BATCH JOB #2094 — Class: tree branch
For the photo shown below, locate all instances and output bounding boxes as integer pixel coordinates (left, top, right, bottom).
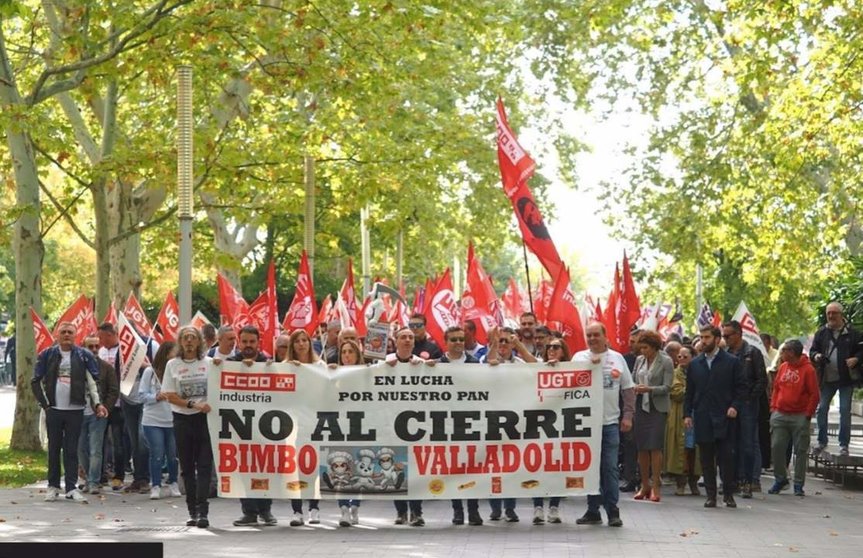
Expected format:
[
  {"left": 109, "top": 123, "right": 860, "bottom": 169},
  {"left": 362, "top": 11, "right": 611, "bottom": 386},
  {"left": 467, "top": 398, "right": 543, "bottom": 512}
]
[{"left": 37, "top": 179, "right": 94, "bottom": 247}]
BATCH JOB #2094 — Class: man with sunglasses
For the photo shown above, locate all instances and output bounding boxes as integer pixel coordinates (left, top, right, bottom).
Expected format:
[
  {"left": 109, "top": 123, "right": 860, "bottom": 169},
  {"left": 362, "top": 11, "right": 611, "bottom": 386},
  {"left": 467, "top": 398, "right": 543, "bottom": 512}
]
[
  {"left": 438, "top": 326, "right": 483, "bottom": 526},
  {"left": 409, "top": 314, "right": 443, "bottom": 360},
  {"left": 77, "top": 335, "right": 119, "bottom": 494}
]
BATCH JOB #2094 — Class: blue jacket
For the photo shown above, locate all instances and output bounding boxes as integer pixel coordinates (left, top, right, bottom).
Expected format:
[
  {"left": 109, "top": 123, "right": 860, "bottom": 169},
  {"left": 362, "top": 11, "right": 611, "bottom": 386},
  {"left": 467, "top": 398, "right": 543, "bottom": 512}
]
[
  {"left": 32, "top": 345, "right": 99, "bottom": 409},
  {"left": 684, "top": 349, "right": 747, "bottom": 443}
]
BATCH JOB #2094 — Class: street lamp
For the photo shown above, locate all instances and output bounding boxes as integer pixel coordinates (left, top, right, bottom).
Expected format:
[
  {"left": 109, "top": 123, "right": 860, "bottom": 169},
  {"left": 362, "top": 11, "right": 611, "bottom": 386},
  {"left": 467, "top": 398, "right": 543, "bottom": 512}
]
[{"left": 177, "top": 65, "right": 193, "bottom": 324}]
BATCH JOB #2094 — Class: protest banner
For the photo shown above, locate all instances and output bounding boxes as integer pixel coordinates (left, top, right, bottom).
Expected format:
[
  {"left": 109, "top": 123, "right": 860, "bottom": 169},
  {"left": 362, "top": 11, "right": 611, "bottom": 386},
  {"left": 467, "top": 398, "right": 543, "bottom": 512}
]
[
  {"left": 117, "top": 313, "right": 148, "bottom": 396},
  {"left": 732, "top": 301, "right": 769, "bottom": 362},
  {"left": 209, "top": 358, "right": 602, "bottom": 500}
]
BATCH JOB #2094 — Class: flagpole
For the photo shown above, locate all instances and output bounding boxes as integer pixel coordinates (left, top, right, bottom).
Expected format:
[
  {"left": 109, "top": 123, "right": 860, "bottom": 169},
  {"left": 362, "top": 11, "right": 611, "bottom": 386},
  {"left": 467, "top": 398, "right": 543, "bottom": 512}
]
[{"left": 522, "top": 240, "right": 534, "bottom": 313}]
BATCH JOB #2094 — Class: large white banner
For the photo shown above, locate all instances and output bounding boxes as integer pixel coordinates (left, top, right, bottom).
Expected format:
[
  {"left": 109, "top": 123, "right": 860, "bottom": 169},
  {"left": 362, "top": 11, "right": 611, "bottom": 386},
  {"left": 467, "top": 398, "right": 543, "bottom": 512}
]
[{"left": 208, "top": 359, "right": 603, "bottom": 500}]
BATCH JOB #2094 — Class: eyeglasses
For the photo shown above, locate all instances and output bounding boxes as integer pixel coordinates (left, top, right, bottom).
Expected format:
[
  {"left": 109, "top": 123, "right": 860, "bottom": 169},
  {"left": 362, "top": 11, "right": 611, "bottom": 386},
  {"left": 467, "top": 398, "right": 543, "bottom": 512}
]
[
  {"left": 548, "top": 344, "right": 563, "bottom": 349},
  {"left": 85, "top": 344, "right": 99, "bottom": 350},
  {"left": 408, "top": 323, "right": 424, "bottom": 329},
  {"left": 498, "top": 338, "right": 510, "bottom": 344},
  {"left": 448, "top": 337, "right": 465, "bottom": 343}
]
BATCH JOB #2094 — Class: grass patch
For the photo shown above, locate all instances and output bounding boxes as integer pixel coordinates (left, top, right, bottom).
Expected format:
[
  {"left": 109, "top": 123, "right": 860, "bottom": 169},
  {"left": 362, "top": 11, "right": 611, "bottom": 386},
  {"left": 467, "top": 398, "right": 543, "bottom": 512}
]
[{"left": 0, "top": 427, "right": 46, "bottom": 488}]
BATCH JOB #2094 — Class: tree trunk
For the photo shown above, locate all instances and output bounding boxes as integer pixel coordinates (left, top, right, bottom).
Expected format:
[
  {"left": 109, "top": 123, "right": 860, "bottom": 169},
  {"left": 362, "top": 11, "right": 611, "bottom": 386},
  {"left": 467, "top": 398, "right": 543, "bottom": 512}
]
[{"left": 0, "top": 28, "right": 43, "bottom": 450}]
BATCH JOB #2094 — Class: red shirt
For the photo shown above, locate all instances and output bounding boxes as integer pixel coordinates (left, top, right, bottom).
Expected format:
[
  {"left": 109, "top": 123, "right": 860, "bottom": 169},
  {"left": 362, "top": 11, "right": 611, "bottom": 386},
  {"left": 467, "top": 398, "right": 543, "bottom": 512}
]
[{"left": 771, "top": 355, "right": 819, "bottom": 417}]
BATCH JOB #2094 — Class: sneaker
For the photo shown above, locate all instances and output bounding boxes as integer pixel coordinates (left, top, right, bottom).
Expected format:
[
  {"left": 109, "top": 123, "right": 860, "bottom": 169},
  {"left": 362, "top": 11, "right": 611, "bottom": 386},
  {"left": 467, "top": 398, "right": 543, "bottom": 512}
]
[
  {"left": 309, "top": 508, "right": 320, "bottom": 524},
  {"left": 150, "top": 486, "right": 161, "bottom": 500},
  {"left": 233, "top": 514, "right": 259, "bottom": 527},
  {"left": 110, "top": 478, "right": 124, "bottom": 491},
  {"left": 350, "top": 506, "right": 359, "bottom": 525},
  {"left": 410, "top": 514, "right": 425, "bottom": 527},
  {"left": 290, "top": 512, "right": 304, "bottom": 526},
  {"left": 504, "top": 508, "right": 519, "bottom": 522},
  {"left": 197, "top": 515, "right": 209, "bottom": 528},
  {"left": 87, "top": 483, "right": 101, "bottom": 495},
  {"left": 65, "top": 488, "right": 88, "bottom": 503},
  {"left": 532, "top": 506, "right": 545, "bottom": 525},
  {"left": 394, "top": 513, "right": 407, "bottom": 525},
  {"left": 704, "top": 497, "right": 717, "bottom": 508},
  {"left": 547, "top": 506, "right": 561, "bottom": 524},
  {"left": 260, "top": 512, "right": 278, "bottom": 526},
  {"left": 186, "top": 514, "right": 198, "bottom": 526},
  {"left": 575, "top": 511, "right": 602, "bottom": 525},
  {"left": 740, "top": 482, "right": 752, "bottom": 499},
  {"left": 467, "top": 512, "right": 483, "bottom": 526},
  {"left": 168, "top": 482, "right": 182, "bottom": 497},
  {"left": 339, "top": 506, "right": 351, "bottom": 527},
  {"left": 489, "top": 509, "right": 501, "bottom": 521},
  {"left": 768, "top": 479, "right": 789, "bottom": 494},
  {"left": 44, "top": 486, "right": 60, "bottom": 502},
  {"left": 840, "top": 446, "right": 850, "bottom": 456},
  {"left": 793, "top": 484, "right": 805, "bottom": 497},
  {"left": 77, "top": 476, "right": 87, "bottom": 490},
  {"left": 452, "top": 509, "right": 465, "bottom": 525}
]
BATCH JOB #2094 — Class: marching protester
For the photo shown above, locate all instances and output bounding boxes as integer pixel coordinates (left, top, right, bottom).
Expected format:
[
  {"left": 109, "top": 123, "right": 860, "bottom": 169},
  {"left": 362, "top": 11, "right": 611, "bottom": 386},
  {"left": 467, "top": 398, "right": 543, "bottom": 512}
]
[
  {"left": 573, "top": 322, "right": 634, "bottom": 527},
  {"left": 207, "top": 325, "right": 237, "bottom": 360},
  {"left": 463, "top": 320, "right": 488, "bottom": 361},
  {"left": 138, "top": 341, "right": 182, "bottom": 500},
  {"left": 162, "top": 325, "right": 213, "bottom": 528},
  {"left": 409, "top": 314, "right": 443, "bottom": 360},
  {"left": 722, "top": 320, "right": 767, "bottom": 498},
  {"left": 77, "top": 335, "right": 119, "bottom": 495},
  {"left": 33, "top": 322, "right": 107, "bottom": 503},
  {"left": 810, "top": 302, "right": 863, "bottom": 456},
  {"left": 631, "top": 330, "right": 674, "bottom": 502},
  {"left": 322, "top": 320, "right": 341, "bottom": 363},
  {"left": 619, "top": 329, "right": 641, "bottom": 494},
  {"left": 273, "top": 332, "right": 291, "bottom": 362},
  {"left": 665, "top": 346, "right": 700, "bottom": 496},
  {"left": 97, "top": 323, "right": 127, "bottom": 490},
  {"left": 517, "top": 312, "right": 539, "bottom": 358},
  {"left": 685, "top": 325, "right": 747, "bottom": 509},
  {"left": 332, "top": 338, "right": 366, "bottom": 526},
  {"left": 769, "top": 339, "right": 819, "bottom": 496}
]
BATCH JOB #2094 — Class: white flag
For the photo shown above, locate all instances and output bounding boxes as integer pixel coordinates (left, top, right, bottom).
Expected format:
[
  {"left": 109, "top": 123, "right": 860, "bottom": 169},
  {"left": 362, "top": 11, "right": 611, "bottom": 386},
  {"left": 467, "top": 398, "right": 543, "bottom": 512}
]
[
  {"left": 117, "top": 313, "right": 148, "bottom": 396},
  {"left": 731, "top": 301, "right": 769, "bottom": 362}
]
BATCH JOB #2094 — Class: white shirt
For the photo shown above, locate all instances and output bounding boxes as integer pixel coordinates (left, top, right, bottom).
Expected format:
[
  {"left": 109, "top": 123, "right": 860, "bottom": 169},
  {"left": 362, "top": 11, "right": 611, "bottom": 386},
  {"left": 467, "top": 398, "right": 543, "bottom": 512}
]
[
  {"left": 162, "top": 357, "right": 210, "bottom": 415},
  {"left": 576, "top": 348, "right": 633, "bottom": 425}
]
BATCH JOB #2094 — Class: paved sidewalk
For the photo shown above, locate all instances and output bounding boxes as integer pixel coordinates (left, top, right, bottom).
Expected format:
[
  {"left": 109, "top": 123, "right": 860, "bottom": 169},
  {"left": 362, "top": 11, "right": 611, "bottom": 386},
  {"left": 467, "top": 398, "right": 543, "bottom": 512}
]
[{"left": 0, "top": 475, "right": 858, "bottom": 558}]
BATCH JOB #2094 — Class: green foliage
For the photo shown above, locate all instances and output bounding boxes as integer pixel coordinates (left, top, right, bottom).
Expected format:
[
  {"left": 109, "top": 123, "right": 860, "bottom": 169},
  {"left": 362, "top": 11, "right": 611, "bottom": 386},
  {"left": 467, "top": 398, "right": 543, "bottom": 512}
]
[
  {"left": 0, "top": 428, "right": 45, "bottom": 488},
  {"left": 816, "top": 257, "right": 863, "bottom": 331}
]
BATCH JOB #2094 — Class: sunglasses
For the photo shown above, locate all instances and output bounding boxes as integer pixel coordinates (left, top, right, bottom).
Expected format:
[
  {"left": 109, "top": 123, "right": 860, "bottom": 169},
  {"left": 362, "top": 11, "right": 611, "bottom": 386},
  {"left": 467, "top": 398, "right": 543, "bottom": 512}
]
[
  {"left": 448, "top": 337, "right": 465, "bottom": 343},
  {"left": 408, "top": 323, "right": 424, "bottom": 329},
  {"left": 85, "top": 344, "right": 99, "bottom": 350},
  {"left": 548, "top": 344, "right": 563, "bottom": 349}
]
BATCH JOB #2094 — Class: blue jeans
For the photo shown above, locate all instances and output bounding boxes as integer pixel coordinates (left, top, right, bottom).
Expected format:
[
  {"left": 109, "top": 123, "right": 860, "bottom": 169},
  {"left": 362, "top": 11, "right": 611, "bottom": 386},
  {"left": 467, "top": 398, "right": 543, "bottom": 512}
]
[
  {"left": 817, "top": 384, "right": 853, "bottom": 447},
  {"left": 532, "top": 497, "right": 561, "bottom": 507},
  {"left": 587, "top": 423, "right": 620, "bottom": 515},
  {"left": 77, "top": 414, "right": 107, "bottom": 486},
  {"left": 736, "top": 400, "right": 760, "bottom": 484},
  {"left": 338, "top": 499, "right": 360, "bottom": 507},
  {"left": 142, "top": 425, "right": 178, "bottom": 487}
]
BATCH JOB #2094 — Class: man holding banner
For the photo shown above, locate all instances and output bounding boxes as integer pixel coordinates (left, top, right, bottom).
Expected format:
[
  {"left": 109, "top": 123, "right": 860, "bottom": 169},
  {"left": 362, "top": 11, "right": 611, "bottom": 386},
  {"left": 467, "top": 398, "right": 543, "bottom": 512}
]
[{"left": 32, "top": 322, "right": 107, "bottom": 504}]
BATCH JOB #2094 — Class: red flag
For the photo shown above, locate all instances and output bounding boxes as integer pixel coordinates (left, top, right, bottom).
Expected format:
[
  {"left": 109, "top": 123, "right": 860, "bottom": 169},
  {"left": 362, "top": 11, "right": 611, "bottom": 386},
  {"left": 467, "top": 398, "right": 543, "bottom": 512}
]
[
  {"left": 602, "top": 264, "right": 621, "bottom": 352},
  {"left": 411, "top": 288, "right": 423, "bottom": 315},
  {"left": 102, "top": 302, "right": 117, "bottom": 326},
  {"left": 317, "top": 294, "right": 333, "bottom": 328},
  {"left": 154, "top": 292, "right": 180, "bottom": 342},
  {"left": 388, "top": 298, "right": 410, "bottom": 327},
  {"left": 547, "top": 266, "right": 587, "bottom": 355},
  {"left": 53, "top": 294, "right": 92, "bottom": 343},
  {"left": 30, "top": 307, "right": 55, "bottom": 354},
  {"left": 283, "top": 251, "right": 318, "bottom": 336},
  {"left": 217, "top": 273, "right": 250, "bottom": 328},
  {"left": 501, "top": 278, "right": 524, "bottom": 321},
  {"left": 123, "top": 292, "right": 153, "bottom": 338},
  {"left": 617, "top": 253, "right": 641, "bottom": 353},
  {"left": 463, "top": 243, "right": 501, "bottom": 345},
  {"left": 356, "top": 295, "right": 368, "bottom": 337},
  {"left": 338, "top": 259, "right": 361, "bottom": 330},
  {"left": 422, "top": 268, "right": 460, "bottom": 349},
  {"left": 533, "top": 280, "right": 554, "bottom": 324},
  {"left": 495, "top": 98, "right": 563, "bottom": 280},
  {"left": 78, "top": 301, "right": 98, "bottom": 345},
  {"left": 247, "top": 292, "right": 270, "bottom": 333},
  {"left": 711, "top": 309, "right": 723, "bottom": 328}
]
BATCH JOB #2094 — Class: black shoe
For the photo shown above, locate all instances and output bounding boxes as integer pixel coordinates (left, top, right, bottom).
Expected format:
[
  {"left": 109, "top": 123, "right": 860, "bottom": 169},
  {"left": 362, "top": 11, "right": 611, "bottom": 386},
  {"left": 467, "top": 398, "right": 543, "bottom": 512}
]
[
  {"left": 197, "top": 516, "right": 210, "bottom": 528},
  {"left": 233, "top": 514, "right": 259, "bottom": 527},
  {"left": 186, "top": 514, "right": 198, "bottom": 527},
  {"left": 468, "top": 512, "right": 483, "bottom": 526},
  {"left": 504, "top": 509, "right": 519, "bottom": 522},
  {"left": 575, "top": 511, "right": 603, "bottom": 525},
  {"left": 740, "top": 482, "right": 752, "bottom": 499},
  {"left": 723, "top": 495, "right": 737, "bottom": 508},
  {"left": 704, "top": 497, "right": 717, "bottom": 508},
  {"left": 452, "top": 510, "right": 464, "bottom": 525},
  {"left": 260, "top": 512, "right": 278, "bottom": 526},
  {"left": 410, "top": 514, "right": 425, "bottom": 527},
  {"left": 619, "top": 481, "right": 638, "bottom": 493},
  {"left": 394, "top": 513, "right": 407, "bottom": 525},
  {"left": 607, "top": 511, "right": 623, "bottom": 528},
  {"left": 489, "top": 509, "right": 501, "bottom": 521}
]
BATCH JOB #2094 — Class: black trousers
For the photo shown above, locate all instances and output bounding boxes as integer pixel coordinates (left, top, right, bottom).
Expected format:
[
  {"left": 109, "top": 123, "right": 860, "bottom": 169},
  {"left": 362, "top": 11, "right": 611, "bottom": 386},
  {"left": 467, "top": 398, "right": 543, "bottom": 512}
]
[
  {"left": 620, "top": 428, "right": 639, "bottom": 484},
  {"left": 290, "top": 499, "right": 320, "bottom": 513},
  {"left": 451, "top": 499, "right": 479, "bottom": 513},
  {"left": 241, "top": 498, "right": 273, "bottom": 516},
  {"left": 394, "top": 500, "right": 423, "bottom": 515},
  {"left": 107, "top": 406, "right": 125, "bottom": 480},
  {"left": 122, "top": 402, "right": 149, "bottom": 483},
  {"left": 699, "top": 436, "right": 736, "bottom": 497},
  {"left": 46, "top": 408, "right": 83, "bottom": 492},
  {"left": 173, "top": 412, "right": 213, "bottom": 516}
]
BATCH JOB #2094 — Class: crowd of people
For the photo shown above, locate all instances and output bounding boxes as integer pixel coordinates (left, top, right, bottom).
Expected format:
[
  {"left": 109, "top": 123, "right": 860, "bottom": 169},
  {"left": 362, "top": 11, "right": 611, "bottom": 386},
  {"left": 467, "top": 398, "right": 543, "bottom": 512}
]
[{"left": 29, "top": 301, "right": 862, "bottom": 529}]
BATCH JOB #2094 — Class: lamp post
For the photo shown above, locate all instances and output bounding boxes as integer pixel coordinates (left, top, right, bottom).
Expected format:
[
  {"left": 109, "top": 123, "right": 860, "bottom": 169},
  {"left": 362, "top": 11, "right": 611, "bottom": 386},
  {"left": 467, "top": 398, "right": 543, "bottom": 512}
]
[{"left": 177, "top": 66, "right": 193, "bottom": 324}]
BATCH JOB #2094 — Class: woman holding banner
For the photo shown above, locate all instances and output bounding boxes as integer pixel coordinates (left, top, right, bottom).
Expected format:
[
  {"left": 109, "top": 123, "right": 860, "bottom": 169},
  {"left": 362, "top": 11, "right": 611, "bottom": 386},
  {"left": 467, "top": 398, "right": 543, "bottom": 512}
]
[{"left": 333, "top": 339, "right": 365, "bottom": 526}]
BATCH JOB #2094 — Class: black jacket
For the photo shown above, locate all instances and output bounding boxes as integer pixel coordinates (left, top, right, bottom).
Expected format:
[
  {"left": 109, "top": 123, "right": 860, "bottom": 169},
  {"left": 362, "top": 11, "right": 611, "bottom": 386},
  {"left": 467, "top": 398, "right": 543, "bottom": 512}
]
[
  {"left": 412, "top": 337, "right": 442, "bottom": 360},
  {"left": 685, "top": 349, "right": 747, "bottom": 443},
  {"left": 439, "top": 353, "right": 480, "bottom": 364},
  {"left": 728, "top": 341, "right": 768, "bottom": 403},
  {"left": 32, "top": 345, "right": 99, "bottom": 410},
  {"left": 809, "top": 323, "right": 863, "bottom": 387}
]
